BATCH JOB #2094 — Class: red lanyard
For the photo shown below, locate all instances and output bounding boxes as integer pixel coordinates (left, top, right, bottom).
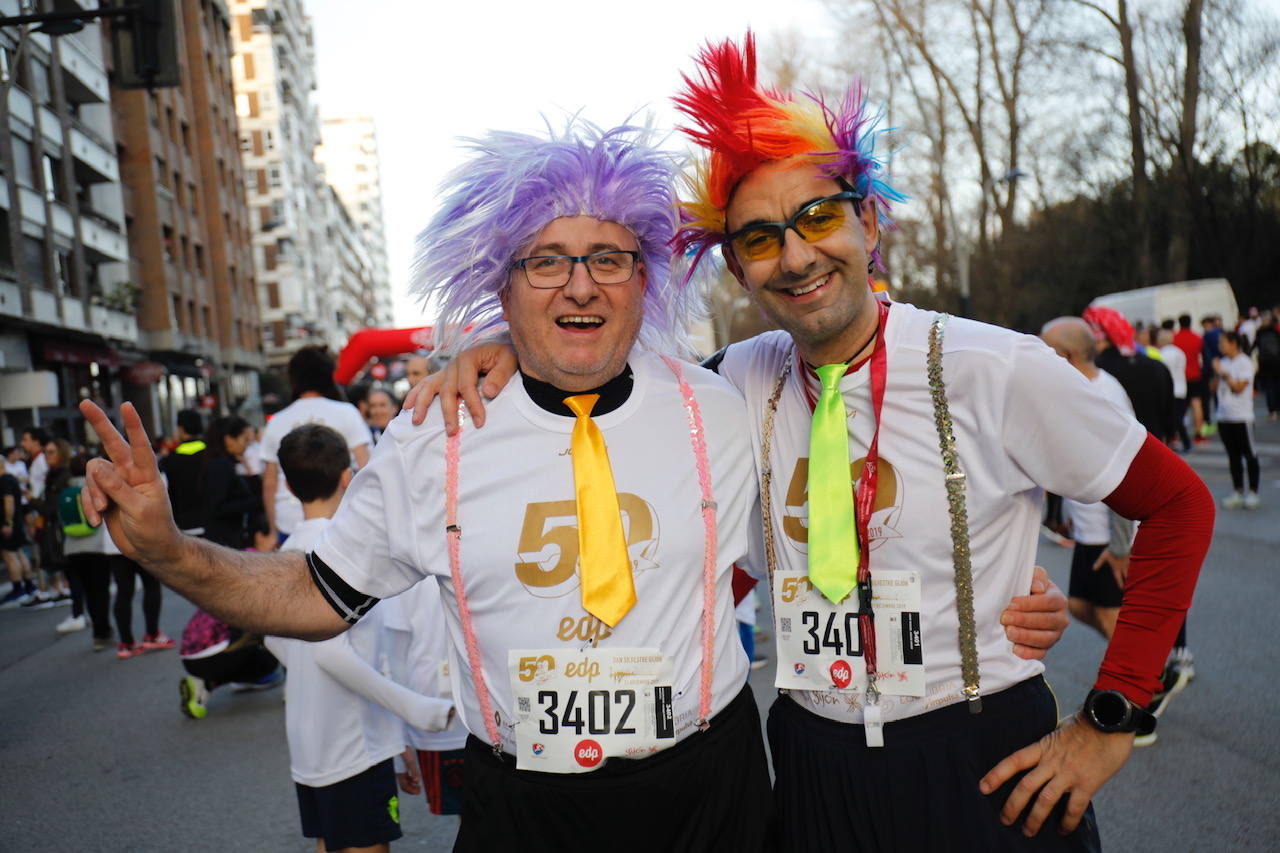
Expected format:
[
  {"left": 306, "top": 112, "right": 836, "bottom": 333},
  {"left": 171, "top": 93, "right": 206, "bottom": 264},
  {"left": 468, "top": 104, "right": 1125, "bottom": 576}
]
[{"left": 801, "top": 299, "right": 891, "bottom": 684}]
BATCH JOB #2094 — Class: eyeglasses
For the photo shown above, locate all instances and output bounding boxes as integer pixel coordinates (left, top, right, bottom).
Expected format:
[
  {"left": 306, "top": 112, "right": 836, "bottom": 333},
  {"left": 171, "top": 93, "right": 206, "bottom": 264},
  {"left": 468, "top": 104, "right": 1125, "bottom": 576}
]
[
  {"left": 726, "top": 191, "right": 863, "bottom": 262},
  {"left": 512, "top": 250, "right": 641, "bottom": 289}
]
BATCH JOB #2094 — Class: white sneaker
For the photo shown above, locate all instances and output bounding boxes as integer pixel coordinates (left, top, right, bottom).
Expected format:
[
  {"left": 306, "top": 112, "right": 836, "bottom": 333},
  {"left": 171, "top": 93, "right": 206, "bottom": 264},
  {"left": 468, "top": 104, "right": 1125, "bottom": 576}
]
[
  {"left": 1221, "top": 492, "right": 1244, "bottom": 509},
  {"left": 1171, "top": 647, "right": 1196, "bottom": 683},
  {"left": 55, "top": 614, "right": 87, "bottom": 633},
  {"left": 1244, "top": 492, "right": 1260, "bottom": 510}
]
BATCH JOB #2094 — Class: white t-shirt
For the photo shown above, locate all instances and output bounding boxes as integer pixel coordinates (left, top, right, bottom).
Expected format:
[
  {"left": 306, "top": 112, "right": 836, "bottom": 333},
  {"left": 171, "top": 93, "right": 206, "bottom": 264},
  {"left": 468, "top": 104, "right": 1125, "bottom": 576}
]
[
  {"left": 27, "top": 452, "right": 48, "bottom": 501},
  {"left": 1216, "top": 354, "right": 1256, "bottom": 422},
  {"left": 4, "top": 458, "right": 28, "bottom": 483},
  {"left": 1158, "top": 345, "right": 1188, "bottom": 399},
  {"left": 260, "top": 397, "right": 370, "bottom": 535},
  {"left": 716, "top": 302, "right": 1147, "bottom": 725},
  {"left": 1065, "top": 371, "right": 1137, "bottom": 546},
  {"left": 381, "top": 578, "right": 469, "bottom": 751},
  {"left": 313, "top": 350, "right": 758, "bottom": 755},
  {"left": 271, "top": 518, "right": 448, "bottom": 787}
]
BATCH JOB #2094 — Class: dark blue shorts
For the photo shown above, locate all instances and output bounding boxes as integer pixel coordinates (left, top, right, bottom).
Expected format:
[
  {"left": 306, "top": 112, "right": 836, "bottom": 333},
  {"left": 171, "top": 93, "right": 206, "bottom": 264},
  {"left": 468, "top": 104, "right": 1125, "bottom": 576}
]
[{"left": 295, "top": 758, "right": 402, "bottom": 852}]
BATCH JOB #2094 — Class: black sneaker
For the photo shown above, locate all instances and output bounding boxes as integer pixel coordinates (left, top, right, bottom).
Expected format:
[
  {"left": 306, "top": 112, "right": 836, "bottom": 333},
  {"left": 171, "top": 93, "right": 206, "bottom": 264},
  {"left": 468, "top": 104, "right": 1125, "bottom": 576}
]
[{"left": 21, "top": 592, "right": 56, "bottom": 610}]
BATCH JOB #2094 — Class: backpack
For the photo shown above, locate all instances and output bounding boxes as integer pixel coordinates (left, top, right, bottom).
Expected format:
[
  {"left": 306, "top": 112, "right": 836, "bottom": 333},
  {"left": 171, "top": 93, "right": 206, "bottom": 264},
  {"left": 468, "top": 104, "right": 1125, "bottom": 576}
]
[{"left": 57, "top": 484, "right": 95, "bottom": 537}]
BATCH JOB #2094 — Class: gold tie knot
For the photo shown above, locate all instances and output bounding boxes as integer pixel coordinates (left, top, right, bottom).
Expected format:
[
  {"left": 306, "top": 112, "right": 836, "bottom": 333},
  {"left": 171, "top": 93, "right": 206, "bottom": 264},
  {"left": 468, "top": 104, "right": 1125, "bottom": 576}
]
[{"left": 564, "top": 394, "right": 600, "bottom": 419}]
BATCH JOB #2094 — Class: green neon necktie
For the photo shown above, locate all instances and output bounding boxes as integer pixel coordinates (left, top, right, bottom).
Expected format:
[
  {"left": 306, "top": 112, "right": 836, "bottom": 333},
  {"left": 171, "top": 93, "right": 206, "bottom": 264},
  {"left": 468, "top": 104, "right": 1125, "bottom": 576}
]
[{"left": 807, "top": 363, "right": 860, "bottom": 603}]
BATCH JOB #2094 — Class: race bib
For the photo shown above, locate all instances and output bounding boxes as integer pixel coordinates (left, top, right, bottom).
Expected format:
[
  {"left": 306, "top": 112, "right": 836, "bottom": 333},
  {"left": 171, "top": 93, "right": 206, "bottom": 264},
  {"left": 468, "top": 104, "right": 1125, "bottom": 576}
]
[
  {"left": 773, "top": 569, "right": 925, "bottom": 696},
  {"left": 508, "top": 647, "right": 676, "bottom": 773}
]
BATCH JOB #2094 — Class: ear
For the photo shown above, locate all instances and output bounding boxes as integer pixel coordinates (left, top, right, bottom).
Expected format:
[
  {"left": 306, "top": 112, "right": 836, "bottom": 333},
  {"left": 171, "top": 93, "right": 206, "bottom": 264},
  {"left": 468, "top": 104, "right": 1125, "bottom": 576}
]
[
  {"left": 499, "top": 284, "right": 510, "bottom": 321},
  {"left": 860, "top": 200, "right": 880, "bottom": 256},
  {"left": 340, "top": 468, "right": 353, "bottom": 489},
  {"left": 722, "top": 245, "right": 748, "bottom": 291}
]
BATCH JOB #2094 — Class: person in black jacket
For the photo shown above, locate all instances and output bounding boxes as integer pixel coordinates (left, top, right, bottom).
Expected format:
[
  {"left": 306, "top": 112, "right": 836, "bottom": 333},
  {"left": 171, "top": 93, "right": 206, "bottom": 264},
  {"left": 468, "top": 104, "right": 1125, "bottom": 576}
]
[
  {"left": 201, "top": 417, "right": 261, "bottom": 549},
  {"left": 161, "top": 410, "right": 207, "bottom": 535}
]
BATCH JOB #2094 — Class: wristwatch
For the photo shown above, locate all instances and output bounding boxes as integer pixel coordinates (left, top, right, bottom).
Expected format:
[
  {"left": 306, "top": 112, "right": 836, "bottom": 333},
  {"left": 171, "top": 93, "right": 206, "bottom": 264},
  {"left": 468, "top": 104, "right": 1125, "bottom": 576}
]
[{"left": 1080, "top": 688, "right": 1157, "bottom": 735}]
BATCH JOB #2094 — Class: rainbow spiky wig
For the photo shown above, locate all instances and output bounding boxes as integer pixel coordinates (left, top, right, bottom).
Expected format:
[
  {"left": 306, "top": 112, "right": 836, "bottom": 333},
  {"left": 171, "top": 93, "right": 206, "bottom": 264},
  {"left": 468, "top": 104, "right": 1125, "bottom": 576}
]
[
  {"left": 671, "top": 33, "right": 906, "bottom": 283},
  {"left": 411, "top": 120, "right": 698, "bottom": 356}
]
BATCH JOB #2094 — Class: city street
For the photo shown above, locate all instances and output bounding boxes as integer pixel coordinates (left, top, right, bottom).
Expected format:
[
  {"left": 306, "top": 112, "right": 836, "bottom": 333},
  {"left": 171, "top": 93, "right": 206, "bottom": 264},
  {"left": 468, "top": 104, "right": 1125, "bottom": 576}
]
[{"left": 2, "top": 414, "right": 1277, "bottom": 852}]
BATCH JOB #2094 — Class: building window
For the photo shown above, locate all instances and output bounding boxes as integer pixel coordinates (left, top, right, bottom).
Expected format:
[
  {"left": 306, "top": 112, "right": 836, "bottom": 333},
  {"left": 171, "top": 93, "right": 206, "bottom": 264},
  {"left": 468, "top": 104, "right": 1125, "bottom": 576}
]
[
  {"left": 267, "top": 281, "right": 280, "bottom": 308},
  {"left": 236, "top": 14, "right": 251, "bottom": 41},
  {"left": 20, "top": 236, "right": 45, "bottom": 286},
  {"left": 272, "top": 320, "right": 284, "bottom": 347},
  {"left": 243, "top": 52, "right": 255, "bottom": 79},
  {"left": 202, "top": 306, "right": 211, "bottom": 337},
  {"left": 194, "top": 243, "right": 204, "bottom": 272},
  {"left": 252, "top": 130, "right": 263, "bottom": 156},
  {"left": 162, "top": 225, "right": 175, "bottom": 263},
  {"left": 268, "top": 166, "right": 281, "bottom": 188},
  {"left": 240, "top": 133, "right": 252, "bottom": 153},
  {"left": 12, "top": 136, "right": 34, "bottom": 186},
  {"left": 155, "top": 157, "right": 168, "bottom": 188},
  {"left": 180, "top": 235, "right": 190, "bottom": 269},
  {"left": 172, "top": 294, "right": 184, "bottom": 331},
  {"left": 188, "top": 183, "right": 198, "bottom": 215}
]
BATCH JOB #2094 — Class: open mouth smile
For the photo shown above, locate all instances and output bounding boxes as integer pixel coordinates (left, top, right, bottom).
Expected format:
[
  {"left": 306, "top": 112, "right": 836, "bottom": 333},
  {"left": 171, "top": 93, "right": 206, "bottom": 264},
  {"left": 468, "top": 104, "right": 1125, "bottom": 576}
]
[
  {"left": 556, "top": 315, "right": 605, "bottom": 330},
  {"left": 779, "top": 272, "right": 833, "bottom": 298}
]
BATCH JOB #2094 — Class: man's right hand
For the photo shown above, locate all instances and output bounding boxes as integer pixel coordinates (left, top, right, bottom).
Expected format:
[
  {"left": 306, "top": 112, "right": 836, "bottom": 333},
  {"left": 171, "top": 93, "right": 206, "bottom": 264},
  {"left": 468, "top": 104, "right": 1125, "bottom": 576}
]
[
  {"left": 403, "top": 341, "right": 519, "bottom": 434},
  {"left": 78, "top": 400, "right": 183, "bottom": 568}
]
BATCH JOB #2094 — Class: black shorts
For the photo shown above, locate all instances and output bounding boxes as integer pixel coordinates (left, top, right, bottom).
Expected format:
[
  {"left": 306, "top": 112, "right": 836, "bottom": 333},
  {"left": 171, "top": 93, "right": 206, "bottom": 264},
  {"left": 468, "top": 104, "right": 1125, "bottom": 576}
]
[
  {"left": 0, "top": 522, "right": 27, "bottom": 551},
  {"left": 768, "top": 676, "right": 1100, "bottom": 853},
  {"left": 454, "top": 683, "right": 775, "bottom": 852},
  {"left": 1186, "top": 377, "right": 1208, "bottom": 400},
  {"left": 295, "top": 758, "right": 402, "bottom": 852},
  {"left": 417, "top": 747, "right": 466, "bottom": 816},
  {"left": 1068, "top": 542, "right": 1123, "bottom": 608}
]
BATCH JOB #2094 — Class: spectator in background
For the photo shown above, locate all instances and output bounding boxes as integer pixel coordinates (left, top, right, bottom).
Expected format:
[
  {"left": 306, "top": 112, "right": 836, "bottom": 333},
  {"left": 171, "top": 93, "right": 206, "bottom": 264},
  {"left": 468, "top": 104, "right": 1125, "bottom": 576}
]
[
  {"left": 30, "top": 439, "right": 74, "bottom": 611},
  {"left": 348, "top": 382, "right": 373, "bottom": 422},
  {"left": 161, "top": 410, "right": 208, "bottom": 537},
  {"left": 1215, "top": 331, "right": 1261, "bottom": 509},
  {"left": 260, "top": 346, "right": 370, "bottom": 543},
  {"left": 1201, "top": 315, "right": 1223, "bottom": 433},
  {"left": 1255, "top": 307, "right": 1280, "bottom": 422},
  {"left": 1083, "top": 307, "right": 1174, "bottom": 439},
  {"left": 405, "top": 354, "right": 432, "bottom": 390},
  {"left": 1173, "top": 315, "right": 1207, "bottom": 442},
  {"left": 0, "top": 461, "right": 36, "bottom": 608},
  {"left": 202, "top": 417, "right": 261, "bottom": 550},
  {"left": 5, "top": 445, "right": 29, "bottom": 485},
  {"left": 59, "top": 452, "right": 113, "bottom": 645},
  {"left": 366, "top": 389, "right": 399, "bottom": 444},
  {"left": 1157, "top": 328, "right": 1191, "bottom": 451},
  {"left": 1237, "top": 307, "right": 1260, "bottom": 351}
]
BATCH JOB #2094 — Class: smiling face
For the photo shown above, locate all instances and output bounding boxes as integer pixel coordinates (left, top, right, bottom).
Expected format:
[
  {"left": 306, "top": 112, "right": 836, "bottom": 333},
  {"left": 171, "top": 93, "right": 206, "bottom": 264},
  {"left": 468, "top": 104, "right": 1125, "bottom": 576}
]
[
  {"left": 366, "top": 390, "right": 396, "bottom": 429},
  {"left": 723, "top": 160, "right": 880, "bottom": 365},
  {"left": 501, "top": 215, "right": 647, "bottom": 392}
]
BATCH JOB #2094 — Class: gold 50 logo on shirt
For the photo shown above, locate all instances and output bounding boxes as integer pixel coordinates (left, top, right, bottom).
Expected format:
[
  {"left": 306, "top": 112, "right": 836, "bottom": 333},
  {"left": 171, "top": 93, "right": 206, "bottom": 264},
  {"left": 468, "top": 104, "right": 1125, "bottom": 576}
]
[
  {"left": 512, "top": 494, "right": 661, "bottom": 647},
  {"left": 508, "top": 647, "right": 676, "bottom": 773},
  {"left": 782, "top": 456, "right": 903, "bottom": 551}
]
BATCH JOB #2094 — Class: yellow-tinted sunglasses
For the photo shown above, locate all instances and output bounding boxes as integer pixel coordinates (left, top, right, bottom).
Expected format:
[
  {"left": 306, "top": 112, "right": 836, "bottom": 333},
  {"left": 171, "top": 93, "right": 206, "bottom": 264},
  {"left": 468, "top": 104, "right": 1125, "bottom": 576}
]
[{"left": 727, "top": 191, "right": 863, "bottom": 262}]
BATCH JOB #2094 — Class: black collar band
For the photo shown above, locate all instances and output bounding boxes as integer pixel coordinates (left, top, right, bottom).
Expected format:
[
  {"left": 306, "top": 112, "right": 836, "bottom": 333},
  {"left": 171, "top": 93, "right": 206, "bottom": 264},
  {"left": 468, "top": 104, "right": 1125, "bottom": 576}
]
[{"left": 521, "top": 365, "right": 634, "bottom": 417}]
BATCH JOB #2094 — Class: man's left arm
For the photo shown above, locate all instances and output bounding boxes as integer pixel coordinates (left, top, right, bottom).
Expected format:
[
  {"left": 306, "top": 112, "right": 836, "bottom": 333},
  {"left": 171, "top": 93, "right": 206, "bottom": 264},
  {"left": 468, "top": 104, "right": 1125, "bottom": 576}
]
[{"left": 981, "top": 435, "right": 1213, "bottom": 835}]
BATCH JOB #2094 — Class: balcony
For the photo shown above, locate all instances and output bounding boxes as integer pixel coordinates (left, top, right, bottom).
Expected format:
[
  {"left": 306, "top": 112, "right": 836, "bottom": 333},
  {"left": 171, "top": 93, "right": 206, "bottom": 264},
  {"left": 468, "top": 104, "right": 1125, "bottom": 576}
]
[
  {"left": 81, "top": 214, "right": 128, "bottom": 263},
  {"left": 18, "top": 187, "right": 46, "bottom": 226},
  {"left": 58, "top": 29, "right": 108, "bottom": 105},
  {"left": 89, "top": 304, "right": 140, "bottom": 344},
  {"left": 39, "top": 107, "right": 62, "bottom": 147},
  {"left": 69, "top": 123, "right": 118, "bottom": 184},
  {"left": 7, "top": 87, "right": 34, "bottom": 126},
  {"left": 50, "top": 202, "right": 75, "bottom": 240}
]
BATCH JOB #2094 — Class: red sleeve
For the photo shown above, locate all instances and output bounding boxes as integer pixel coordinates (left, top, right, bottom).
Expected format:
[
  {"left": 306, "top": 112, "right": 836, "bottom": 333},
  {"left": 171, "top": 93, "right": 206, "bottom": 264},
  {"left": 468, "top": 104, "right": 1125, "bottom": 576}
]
[
  {"left": 731, "top": 564, "right": 758, "bottom": 606},
  {"left": 1097, "top": 434, "right": 1213, "bottom": 703}
]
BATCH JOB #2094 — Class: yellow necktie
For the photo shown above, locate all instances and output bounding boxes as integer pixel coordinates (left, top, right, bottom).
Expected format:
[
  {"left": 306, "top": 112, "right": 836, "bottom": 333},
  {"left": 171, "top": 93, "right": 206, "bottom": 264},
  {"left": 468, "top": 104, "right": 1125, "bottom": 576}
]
[{"left": 564, "top": 394, "right": 635, "bottom": 627}]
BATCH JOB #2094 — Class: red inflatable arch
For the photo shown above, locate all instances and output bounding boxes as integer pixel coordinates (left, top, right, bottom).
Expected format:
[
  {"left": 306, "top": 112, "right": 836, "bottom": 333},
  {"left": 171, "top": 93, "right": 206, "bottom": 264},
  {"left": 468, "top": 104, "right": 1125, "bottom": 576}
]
[{"left": 333, "top": 326, "right": 434, "bottom": 384}]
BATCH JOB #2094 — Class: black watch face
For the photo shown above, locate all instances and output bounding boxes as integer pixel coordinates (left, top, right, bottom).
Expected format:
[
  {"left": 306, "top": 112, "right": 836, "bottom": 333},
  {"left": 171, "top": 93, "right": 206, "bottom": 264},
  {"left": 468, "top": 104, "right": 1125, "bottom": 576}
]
[{"left": 1091, "top": 691, "right": 1130, "bottom": 730}]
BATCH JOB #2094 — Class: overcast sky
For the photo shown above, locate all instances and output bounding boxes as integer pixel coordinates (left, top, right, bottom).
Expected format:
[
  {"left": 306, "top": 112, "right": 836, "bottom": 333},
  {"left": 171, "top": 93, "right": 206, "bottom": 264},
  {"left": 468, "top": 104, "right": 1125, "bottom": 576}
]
[{"left": 306, "top": 0, "right": 827, "bottom": 327}]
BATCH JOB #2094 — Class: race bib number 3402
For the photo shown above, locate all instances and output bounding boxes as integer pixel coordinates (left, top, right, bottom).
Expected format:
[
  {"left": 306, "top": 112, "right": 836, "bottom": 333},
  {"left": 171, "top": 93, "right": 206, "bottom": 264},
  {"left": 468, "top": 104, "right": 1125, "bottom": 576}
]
[
  {"left": 508, "top": 648, "right": 675, "bottom": 774},
  {"left": 773, "top": 569, "right": 925, "bottom": 696}
]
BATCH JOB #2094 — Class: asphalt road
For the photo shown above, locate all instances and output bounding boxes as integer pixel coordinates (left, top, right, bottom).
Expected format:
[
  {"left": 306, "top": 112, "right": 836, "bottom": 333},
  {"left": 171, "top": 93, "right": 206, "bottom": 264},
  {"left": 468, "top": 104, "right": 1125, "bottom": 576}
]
[{"left": 2, "top": 412, "right": 1277, "bottom": 852}]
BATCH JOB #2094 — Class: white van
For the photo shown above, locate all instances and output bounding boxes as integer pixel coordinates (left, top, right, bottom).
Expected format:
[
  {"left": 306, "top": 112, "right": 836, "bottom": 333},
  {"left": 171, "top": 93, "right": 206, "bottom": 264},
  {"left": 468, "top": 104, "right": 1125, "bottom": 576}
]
[{"left": 1089, "top": 278, "right": 1239, "bottom": 326}]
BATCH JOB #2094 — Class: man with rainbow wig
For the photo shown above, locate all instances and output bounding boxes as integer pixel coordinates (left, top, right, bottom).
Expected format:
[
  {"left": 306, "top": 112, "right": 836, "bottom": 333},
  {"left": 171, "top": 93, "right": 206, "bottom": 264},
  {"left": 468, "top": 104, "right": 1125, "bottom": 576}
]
[
  {"left": 74, "top": 122, "right": 775, "bottom": 849},
  {"left": 671, "top": 34, "right": 1212, "bottom": 851}
]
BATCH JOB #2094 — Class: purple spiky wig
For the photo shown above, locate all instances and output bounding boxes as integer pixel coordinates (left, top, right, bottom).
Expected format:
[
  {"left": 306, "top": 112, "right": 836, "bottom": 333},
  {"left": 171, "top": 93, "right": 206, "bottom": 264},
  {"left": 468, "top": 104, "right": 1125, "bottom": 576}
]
[
  {"left": 411, "top": 121, "right": 700, "bottom": 356},
  {"left": 670, "top": 33, "right": 907, "bottom": 284}
]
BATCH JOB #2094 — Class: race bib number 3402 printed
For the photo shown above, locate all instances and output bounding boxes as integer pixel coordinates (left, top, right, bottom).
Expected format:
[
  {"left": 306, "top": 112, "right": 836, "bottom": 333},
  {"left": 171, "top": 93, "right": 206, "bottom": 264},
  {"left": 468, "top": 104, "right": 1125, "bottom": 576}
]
[
  {"left": 508, "top": 647, "right": 676, "bottom": 773},
  {"left": 773, "top": 569, "right": 925, "bottom": 696}
]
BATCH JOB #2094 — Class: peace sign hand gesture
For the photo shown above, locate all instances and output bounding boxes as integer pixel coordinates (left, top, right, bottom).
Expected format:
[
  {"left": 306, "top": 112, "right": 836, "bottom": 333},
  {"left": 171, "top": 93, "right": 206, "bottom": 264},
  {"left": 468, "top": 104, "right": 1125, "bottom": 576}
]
[{"left": 78, "top": 400, "right": 183, "bottom": 568}]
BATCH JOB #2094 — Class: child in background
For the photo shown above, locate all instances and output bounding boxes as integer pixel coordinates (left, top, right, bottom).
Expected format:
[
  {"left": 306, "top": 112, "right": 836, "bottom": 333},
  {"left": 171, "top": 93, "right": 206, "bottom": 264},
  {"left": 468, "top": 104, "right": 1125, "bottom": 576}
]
[
  {"left": 266, "top": 424, "right": 453, "bottom": 853},
  {"left": 381, "top": 577, "right": 469, "bottom": 818},
  {"left": 1214, "top": 331, "right": 1261, "bottom": 509}
]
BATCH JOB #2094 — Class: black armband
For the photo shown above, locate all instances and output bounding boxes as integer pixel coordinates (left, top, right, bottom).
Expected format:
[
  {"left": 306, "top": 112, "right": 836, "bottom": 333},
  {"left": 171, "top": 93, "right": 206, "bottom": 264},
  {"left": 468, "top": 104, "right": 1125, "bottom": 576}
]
[
  {"left": 701, "top": 346, "right": 729, "bottom": 374},
  {"left": 306, "top": 551, "right": 379, "bottom": 624}
]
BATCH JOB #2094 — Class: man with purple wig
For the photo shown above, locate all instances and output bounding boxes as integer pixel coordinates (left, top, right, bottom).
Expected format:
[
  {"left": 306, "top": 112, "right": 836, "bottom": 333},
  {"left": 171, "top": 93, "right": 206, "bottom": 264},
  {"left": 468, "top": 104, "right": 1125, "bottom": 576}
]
[{"left": 75, "top": 121, "right": 775, "bottom": 850}]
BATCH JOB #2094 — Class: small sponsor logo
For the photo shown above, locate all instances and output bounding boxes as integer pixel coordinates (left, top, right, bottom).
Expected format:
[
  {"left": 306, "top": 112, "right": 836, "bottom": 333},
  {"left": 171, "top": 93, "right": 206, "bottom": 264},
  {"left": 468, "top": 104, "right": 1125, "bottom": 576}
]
[
  {"left": 793, "top": 663, "right": 806, "bottom": 676},
  {"left": 531, "top": 743, "right": 545, "bottom": 755},
  {"left": 574, "top": 739, "right": 604, "bottom": 768},
  {"left": 829, "top": 660, "right": 852, "bottom": 689}
]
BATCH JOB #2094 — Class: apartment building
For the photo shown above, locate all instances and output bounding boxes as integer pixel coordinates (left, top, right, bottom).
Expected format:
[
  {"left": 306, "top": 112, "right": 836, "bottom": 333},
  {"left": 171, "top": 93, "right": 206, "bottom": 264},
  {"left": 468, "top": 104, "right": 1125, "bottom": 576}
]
[
  {"left": 0, "top": 0, "right": 132, "bottom": 444},
  {"left": 316, "top": 116, "right": 392, "bottom": 327},
  {"left": 230, "top": 0, "right": 359, "bottom": 367},
  {"left": 110, "top": 0, "right": 265, "bottom": 433}
]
